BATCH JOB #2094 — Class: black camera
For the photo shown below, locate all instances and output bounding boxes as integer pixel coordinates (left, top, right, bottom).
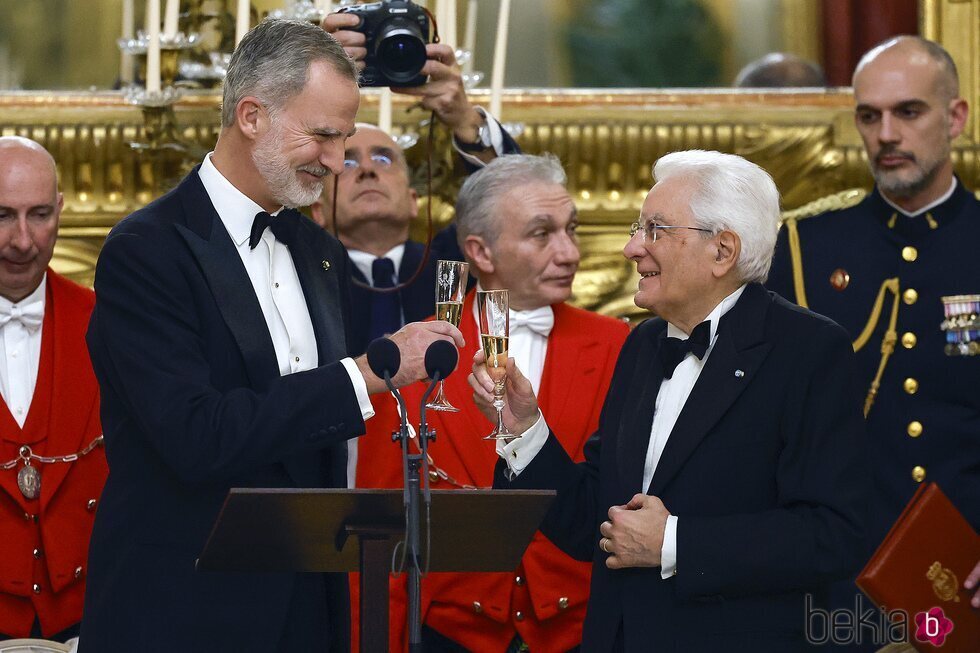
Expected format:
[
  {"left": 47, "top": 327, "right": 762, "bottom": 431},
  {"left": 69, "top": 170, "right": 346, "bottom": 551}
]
[{"left": 338, "top": 0, "right": 431, "bottom": 87}]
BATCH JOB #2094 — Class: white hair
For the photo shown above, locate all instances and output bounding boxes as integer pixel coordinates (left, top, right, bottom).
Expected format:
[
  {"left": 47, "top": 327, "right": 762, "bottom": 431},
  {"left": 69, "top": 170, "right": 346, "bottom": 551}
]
[{"left": 652, "top": 150, "right": 780, "bottom": 283}]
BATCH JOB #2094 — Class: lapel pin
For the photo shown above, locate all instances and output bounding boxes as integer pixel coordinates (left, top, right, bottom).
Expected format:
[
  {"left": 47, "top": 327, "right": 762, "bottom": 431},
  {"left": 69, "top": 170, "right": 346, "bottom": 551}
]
[
  {"left": 321, "top": 260, "right": 331, "bottom": 271},
  {"left": 734, "top": 369, "right": 745, "bottom": 378}
]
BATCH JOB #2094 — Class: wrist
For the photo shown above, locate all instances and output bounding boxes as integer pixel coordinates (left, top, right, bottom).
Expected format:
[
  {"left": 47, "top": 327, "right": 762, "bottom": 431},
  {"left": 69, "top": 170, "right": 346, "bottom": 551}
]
[{"left": 453, "top": 108, "right": 491, "bottom": 152}]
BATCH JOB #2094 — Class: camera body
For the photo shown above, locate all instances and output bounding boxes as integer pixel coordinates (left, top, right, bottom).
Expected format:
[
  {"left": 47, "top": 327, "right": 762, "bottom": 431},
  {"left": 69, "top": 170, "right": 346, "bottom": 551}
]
[{"left": 338, "top": 0, "right": 431, "bottom": 87}]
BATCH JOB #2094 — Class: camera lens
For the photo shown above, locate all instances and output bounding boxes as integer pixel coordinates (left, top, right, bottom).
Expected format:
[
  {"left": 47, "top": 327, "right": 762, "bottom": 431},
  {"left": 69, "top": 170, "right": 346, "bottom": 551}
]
[{"left": 376, "top": 20, "right": 427, "bottom": 83}]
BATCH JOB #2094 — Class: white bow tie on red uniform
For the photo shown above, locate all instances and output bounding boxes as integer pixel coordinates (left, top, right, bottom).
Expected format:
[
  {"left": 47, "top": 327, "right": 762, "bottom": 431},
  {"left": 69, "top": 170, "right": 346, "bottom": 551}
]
[
  {"left": 0, "top": 299, "right": 44, "bottom": 331},
  {"left": 509, "top": 306, "right": 555, "bottom": 337}
]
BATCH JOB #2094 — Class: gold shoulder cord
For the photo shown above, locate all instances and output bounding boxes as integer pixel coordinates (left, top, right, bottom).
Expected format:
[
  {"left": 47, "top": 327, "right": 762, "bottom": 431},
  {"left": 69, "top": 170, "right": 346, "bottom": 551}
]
[
  {"left": 785, "top": 217, "right": 809, "bottom": 308},
  {"left": 855, "top": 278, "right": 901, "bottom": 417},
  {"left": 785, "top": 215, "right": 900, "bottom": 417}
]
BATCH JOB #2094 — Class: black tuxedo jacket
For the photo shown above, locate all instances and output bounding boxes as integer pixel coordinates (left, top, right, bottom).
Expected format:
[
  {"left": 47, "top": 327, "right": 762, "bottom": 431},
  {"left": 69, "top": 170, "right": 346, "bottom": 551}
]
[
  {"left": 497, "top": 283, "right": 868, "bottom": 652},
  {"left": 80, "top": 170, "right": 366, "bottom": 652}
]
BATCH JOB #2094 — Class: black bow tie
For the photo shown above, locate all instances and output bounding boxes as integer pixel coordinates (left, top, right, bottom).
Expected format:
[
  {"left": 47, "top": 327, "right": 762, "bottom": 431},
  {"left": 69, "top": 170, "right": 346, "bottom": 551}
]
[
  {"left": 658, "top": 320, "right": 711, "bottom": 379},
  {"left": 249, "top": 210, "right": 298, "bottom": 249}
]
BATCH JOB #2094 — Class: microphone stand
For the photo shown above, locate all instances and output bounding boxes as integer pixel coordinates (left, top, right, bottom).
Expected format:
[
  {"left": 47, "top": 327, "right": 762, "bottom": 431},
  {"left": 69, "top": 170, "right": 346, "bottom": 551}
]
[
  {"left": 402, "top": 372, "right": 440, "bottom": 653},
  {"left": 389, "top": 370, "right": 440, "bottom": 653}
]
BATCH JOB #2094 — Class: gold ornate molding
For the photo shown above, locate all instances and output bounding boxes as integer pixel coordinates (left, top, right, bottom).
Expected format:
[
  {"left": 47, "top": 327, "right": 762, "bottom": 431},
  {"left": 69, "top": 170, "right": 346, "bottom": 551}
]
[{"left": 3, "top": 84, "right": 979, "bottom": 318}]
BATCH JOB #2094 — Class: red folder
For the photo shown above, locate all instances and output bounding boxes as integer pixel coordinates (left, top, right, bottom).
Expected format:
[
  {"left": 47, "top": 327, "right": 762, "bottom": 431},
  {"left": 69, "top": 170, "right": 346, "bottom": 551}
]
[{"left": 857, "top": 483, "right": 980, "bottom": 652}]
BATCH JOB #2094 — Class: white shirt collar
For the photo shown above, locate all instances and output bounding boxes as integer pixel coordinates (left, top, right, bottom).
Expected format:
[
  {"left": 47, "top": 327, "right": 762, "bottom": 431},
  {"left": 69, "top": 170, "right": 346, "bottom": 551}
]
[
  {"left": 666, "top": 284, "right": 746, "bottom": 342},
  {"left": 347, "top": 243, "right": 407, "bottom": 282},
  {"left": 879, "top": 177, "right": 957, "bottom": 218},
  {"left": 198, "top": 153, "right": 282, "bottom": 247},
  {"left": 0, "top": 273, "right": 46, "bottom": 316}
]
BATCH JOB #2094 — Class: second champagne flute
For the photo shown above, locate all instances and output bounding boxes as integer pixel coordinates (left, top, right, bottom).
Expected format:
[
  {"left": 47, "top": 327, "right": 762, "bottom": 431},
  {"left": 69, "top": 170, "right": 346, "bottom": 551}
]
[
  {"left": 477, "top": 289, "right": 516, "bottom": 440},
  {"left": 426, "top": 260, "right": 469, "bottom": 411}
]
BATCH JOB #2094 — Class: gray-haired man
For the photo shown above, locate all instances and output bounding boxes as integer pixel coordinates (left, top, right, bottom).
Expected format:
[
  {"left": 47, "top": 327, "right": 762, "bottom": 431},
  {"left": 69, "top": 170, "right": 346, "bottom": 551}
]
[{"left": 80, "top": 19, "right": 461, "bottom": 653}]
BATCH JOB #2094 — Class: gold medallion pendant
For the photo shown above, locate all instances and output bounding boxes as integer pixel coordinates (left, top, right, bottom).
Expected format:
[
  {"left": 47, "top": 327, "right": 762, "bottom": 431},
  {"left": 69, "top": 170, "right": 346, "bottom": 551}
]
[{"left": 17, "top": 463, "right": 40, "bottom": 500}]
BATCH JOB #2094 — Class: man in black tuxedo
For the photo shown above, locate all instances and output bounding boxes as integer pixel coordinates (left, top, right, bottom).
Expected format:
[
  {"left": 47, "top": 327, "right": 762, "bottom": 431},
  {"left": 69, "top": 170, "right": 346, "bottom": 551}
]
[
  {"left": 470, "top": 150, "right": 868, "bottom": 652},
  {"left": 80, "top": 19, "right": 461, "bottom": 653}
]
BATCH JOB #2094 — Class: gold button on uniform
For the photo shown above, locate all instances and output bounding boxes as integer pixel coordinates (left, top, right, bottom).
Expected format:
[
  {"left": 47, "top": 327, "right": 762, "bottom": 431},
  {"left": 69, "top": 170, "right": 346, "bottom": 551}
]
[
  {"left": 515, "top": 611, "right": 525, "bottom": 622},
  {"left": 33, "top": 548, "right": 41, "bottom": 559},
  {"left": 32, "top": 584, "right": 41, "bottom": 594},
  {"left": 514, "top": 576, "right": 524, "bottom": 586},
  {"left": 87, "top": 499, "right": 97, "bottom": 511},
  {"left": 903, "top": 378, "right": 919, "bottom": 394},
  {"left": 902, "top": 246, "right": 918, "bottom": 262},
  {"left": 903, "top": 289, "right": 918, "bottom": 305},
  {"left": 74, "top": 566, "right": 83, "bottom": 578},
  {"left": 472, "top": 601, "right": 482, "bottom": 614},
  {"left": 558, "top": 597, "right": 570, "bottom": 610},
  {"left": 901, "top": 332, "right": 917, "bottom": 349},
  {"left": 907, "top": 421, "right": 923, "bottom": 438},
  {"left": 912, "top": 466, "right": 926, "bottom": 483}
]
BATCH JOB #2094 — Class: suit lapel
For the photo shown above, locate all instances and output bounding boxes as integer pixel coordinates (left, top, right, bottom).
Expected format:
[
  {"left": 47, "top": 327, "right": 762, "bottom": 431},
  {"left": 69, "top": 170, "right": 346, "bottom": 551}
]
[
  {"left": 647, "top": 284, "right": 773, "bottom": 496},
  {"left": 616, "top": 323, "right": 665, "bottom": 494},
  {"left": 286, "top": 212, "right": 346, "bottom": 364},
  {"left": 174, "top": 172, "right": 280, "bottom": 389},
  {"left": 538, "top": 304, "right": 598, "bottom": 456},
  {"left": 40, "top": 275, "right": 100, "bottom": 508}
]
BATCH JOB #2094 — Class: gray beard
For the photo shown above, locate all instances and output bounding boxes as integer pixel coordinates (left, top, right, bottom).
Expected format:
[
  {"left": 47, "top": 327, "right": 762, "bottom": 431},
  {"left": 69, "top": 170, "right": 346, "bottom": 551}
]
[{"left": 252, "top": 129, "right": 325, "bottom": 208}]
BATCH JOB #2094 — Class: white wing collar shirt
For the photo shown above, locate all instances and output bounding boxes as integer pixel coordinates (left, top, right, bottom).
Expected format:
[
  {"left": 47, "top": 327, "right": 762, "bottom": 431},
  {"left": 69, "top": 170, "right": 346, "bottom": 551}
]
[
  {"left": 0, "top": 275, "right": 46, "bottom": 428},
  {"left": 500, "top": 284, "right": 746, "bottom": 580},
  {"left": 197, "top": 153, "right": 374, "bottom": 418}
]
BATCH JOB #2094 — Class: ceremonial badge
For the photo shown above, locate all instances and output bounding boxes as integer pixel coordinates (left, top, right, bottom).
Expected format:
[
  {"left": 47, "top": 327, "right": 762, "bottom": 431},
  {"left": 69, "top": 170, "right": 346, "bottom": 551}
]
[
  {"left": 940, "top": 294, "right": 980, "bottom": 356},
  {"left": 17, "top": 462, "right": 40, "bottom": 500}
]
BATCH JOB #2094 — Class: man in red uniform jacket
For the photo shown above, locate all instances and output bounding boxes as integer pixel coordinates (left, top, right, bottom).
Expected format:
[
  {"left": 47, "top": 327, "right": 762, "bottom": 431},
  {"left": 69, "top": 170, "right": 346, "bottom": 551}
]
[
  {"left": 355, "top": 154, "right": 629, "bottom": 652},
  {"left": 0, "top": 137, "right": 107, "bottom": 641}
]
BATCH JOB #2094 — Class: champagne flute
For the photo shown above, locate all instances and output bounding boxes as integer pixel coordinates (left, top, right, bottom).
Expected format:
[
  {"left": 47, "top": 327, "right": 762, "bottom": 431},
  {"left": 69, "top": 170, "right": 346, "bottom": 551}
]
[
  {"left": 426, "top": 260, "right": 469, "bottom": 411},
  {"left": 476, "top": 289, "right": 516, "bottom": 440}
]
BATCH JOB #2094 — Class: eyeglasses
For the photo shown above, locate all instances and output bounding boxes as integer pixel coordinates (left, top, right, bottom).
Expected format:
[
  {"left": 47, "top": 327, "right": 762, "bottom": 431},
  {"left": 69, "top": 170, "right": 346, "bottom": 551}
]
[
  {"left": 343, "top": 153, "right": 394, "bottom": 171},
  {"left": 628, "top": 220, "right": 713, "bottom": 243}
]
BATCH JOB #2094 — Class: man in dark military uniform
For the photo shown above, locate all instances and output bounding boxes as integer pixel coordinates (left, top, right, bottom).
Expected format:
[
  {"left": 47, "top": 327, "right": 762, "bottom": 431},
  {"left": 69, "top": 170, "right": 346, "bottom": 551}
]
[{"left": 768, "top": 36, "right": 980, "bottom": 618}]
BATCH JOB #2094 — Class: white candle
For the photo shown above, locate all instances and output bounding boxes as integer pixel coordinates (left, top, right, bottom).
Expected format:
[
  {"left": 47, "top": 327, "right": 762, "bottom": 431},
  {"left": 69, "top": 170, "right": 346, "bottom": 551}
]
[
  {"left": 462, "top": 0, "right": 477, "bottom": 75},
  {"left": 146, "top": 0, "right": 161, "bottom": 93},
  {"left": 235, "top": 0, "right": 250, "bottom": 48},
  {"left": 379, "top": 88, "right": 392, "bottom": 135},
  {"left": 444, "top": 0, "right": 457, "bottom": 49},
  {"left": 489, "top": 0, "right": 510, "bottom": 119},
  {"left": 121, "top": 0, "right": 134, "bottom": 84},
  {"left": 163, "top": 0, "right": 179, "bottom": 39}
]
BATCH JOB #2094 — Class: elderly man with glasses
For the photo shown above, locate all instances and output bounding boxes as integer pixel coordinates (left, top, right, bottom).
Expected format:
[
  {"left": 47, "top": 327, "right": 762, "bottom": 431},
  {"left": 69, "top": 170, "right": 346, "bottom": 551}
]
[{"left": 472, "top": 149, "right": 868, "bottom": 652}]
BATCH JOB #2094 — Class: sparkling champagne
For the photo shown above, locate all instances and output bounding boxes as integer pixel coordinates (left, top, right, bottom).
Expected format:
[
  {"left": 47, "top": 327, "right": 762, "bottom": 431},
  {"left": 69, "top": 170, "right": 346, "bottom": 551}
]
[
  {"left": 436, "top": 301, "right": 463, "bottom": 326},
  {"left": 481, "top": 334, "right": 509, "bottom": 383}
]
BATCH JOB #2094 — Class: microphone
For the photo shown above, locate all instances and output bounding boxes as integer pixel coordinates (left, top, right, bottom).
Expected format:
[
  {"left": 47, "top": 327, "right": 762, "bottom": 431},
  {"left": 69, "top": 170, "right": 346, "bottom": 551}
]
[
  {"left": 367, "top": 337, "right": 401, "bottom": 383},
  {"left": 424, "top": 339, "right": 459, "bottom": 382}
]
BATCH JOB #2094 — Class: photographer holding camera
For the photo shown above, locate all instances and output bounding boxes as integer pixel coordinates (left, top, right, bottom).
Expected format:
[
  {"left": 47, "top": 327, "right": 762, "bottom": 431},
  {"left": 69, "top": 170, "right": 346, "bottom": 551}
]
[
  {"left": 322, "top": 6, "right": 514, "bottom": 166},
  {"left": 314, "top": 5, "right": 521, "bottom": 361}
]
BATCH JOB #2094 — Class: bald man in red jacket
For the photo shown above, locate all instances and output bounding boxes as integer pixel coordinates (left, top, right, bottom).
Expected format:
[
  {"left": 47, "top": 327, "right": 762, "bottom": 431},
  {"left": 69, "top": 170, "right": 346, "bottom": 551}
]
[
  {"left": 353, "top": 154, "right": 629, "bottom": 652},
  {"left": 0, "top": 137, "right": 107, "bottom": 641}
]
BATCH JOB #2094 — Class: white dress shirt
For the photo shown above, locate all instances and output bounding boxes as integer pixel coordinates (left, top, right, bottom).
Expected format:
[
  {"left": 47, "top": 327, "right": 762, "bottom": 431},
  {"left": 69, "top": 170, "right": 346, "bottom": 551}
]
[
  {"left": 197, "top": 154, "right": 374, "bottom": 420},
  {"left": 347, "top": 244, "right": 406, "bottom": 285},
  {"left": 500, "top": 285, "right": 747, "bottom": 580},
  {"left": 0, "top": 275, "right": 46, "bottom": 428}
]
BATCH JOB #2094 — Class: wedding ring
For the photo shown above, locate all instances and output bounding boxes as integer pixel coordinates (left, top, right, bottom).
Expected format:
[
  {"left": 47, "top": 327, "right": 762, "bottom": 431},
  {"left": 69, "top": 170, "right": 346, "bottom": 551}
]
[{"left": 600, "top": 538, "right": 611, "bottom": 554}]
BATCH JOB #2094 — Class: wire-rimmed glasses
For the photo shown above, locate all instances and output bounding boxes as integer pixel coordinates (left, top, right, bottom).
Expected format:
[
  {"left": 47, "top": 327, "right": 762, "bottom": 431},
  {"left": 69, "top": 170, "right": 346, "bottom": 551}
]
[{"left": 628, "top": 219, "right": 713, "bottom": 242}]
